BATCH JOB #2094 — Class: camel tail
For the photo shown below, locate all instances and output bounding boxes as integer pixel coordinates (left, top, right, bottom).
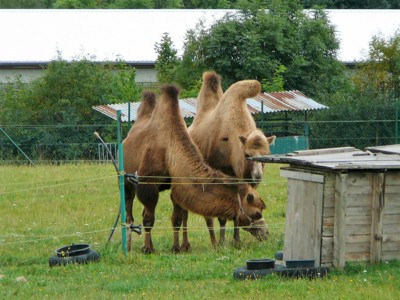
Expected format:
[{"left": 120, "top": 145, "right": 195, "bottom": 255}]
[{"left": 203, "top": 71, "right": 221, "bottom": 93}]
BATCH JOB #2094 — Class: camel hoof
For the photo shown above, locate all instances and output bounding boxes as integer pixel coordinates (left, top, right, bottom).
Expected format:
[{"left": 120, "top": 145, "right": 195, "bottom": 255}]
[
  {"left": 180, "top": 243, "right": 190, "bottom": 252},
  {"left": 171, "top": 245, "right": 181, "bottom": 253},
  {"left": 232, "top": 240, "right": 241, "bottom": 249},
  {"left": 141, "top": 246, "right": 155, "bottom": 254}
]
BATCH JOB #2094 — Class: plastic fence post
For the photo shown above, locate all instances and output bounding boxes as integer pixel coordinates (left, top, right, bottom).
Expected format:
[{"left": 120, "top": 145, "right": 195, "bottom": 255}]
[
  {"left": 0, "top": 127, "right": 33, "bottom": 165},
  {"left": 117, "top": 110, "right": 128, "bottom": 256}
]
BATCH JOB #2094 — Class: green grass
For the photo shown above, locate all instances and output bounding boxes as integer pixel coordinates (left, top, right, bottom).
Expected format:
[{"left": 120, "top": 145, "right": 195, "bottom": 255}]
[{"left": 0, "top": 163, "right": 399, "bottom": 299}]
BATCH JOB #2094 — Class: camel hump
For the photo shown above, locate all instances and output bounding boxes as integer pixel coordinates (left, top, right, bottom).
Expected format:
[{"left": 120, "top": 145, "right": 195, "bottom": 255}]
[
  {"left": 223, "top": 79, "right": 261, "bottom": 103},
  {"left": 161, "top": 84, "right": 180, "bottom": 100},
  {"left": 142, "top": 90, "right": 156, "bottom": 103},
  {"left": 136, "top": 90, "right": 157, "bottom": 120},
  {"left": 203, "top": 71, "right": 221, "bottom": 93}
]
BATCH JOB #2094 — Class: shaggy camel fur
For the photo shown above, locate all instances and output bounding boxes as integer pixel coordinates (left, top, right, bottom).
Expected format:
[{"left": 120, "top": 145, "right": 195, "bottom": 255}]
[
  {"left": 123, "top": 86, "right": 266, "bottom": 253},
  {"left": 188, "top": 71, "right": 276, "bottom": 244},
  {"left": 123, "top": 91, "right": 171, "bottom": 252}
]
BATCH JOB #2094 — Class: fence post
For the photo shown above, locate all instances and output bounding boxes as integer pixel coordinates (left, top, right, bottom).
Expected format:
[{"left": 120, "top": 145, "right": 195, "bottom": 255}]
[
  {"left": 117, "top": 110, "right": 128, "bottom": 256},
  {"left": 395, "top": 98, "right": 399, "bottom": 144},
  {"left": 128, "top": 102, "right": 131, "bottom": 133},
  {"left": 261, "top": 101, "right": 265, "bottom": 132},
  {"left": 304, "top": 122, "right": 310, "bottom": 150}
]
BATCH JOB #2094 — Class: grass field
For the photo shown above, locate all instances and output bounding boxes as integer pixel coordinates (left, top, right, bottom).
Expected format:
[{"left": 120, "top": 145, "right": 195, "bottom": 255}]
[{"left": 1, "top": 163, "right": 399, "bottom": 299}]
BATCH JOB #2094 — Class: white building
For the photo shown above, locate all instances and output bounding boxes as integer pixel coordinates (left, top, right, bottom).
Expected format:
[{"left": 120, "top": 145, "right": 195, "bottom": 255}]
[{"left": 1, "top": 9, "right": 400, "bottom": 83}]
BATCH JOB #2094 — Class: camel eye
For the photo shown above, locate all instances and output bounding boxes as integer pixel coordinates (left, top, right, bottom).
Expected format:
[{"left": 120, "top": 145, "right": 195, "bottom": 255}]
[{"left": 247, "top": 193, "right": 254, "bottom": 203}]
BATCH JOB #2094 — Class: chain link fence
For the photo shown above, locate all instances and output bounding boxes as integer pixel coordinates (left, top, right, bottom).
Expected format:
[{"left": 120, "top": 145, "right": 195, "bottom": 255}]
[
  {"left": 1, "top": 118, "right": 399, "bottom": 164},
  {"left": 1, "top": 96, "right": 399, "bottom": 164}
]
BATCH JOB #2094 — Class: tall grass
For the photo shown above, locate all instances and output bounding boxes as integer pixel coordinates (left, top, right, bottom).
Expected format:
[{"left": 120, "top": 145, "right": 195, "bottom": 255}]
[{"left": 0, "top": 163, "right": 399, "bottom": 299}]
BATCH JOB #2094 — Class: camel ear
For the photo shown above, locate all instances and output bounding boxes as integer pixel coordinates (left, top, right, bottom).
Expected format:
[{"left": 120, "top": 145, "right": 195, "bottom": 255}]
[
  {"left": 267, "top": 135, "right": 276, "bottom": 145},
  {"left": 239, "top": 135, "right": 247, "bottom": 145},
  {"left": 247, "top": 193, "right": 254, "bottom": 203}
]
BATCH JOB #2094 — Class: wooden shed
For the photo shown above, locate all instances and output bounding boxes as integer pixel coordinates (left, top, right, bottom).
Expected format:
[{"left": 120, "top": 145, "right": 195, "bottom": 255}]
[{"left": 252, "top": 145, "right": 400, "bottom": 269}]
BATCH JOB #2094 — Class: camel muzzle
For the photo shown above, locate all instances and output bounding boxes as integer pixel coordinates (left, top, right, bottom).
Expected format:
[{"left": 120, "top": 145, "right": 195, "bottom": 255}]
[{"left": 243, "top": 218, "right": 269, "bottom": 241}]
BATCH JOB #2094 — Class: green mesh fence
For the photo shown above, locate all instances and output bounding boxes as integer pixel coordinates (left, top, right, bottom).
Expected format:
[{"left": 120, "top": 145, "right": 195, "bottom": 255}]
[{"left": 1, "top": 97, "right": 399, "bottom": 163}]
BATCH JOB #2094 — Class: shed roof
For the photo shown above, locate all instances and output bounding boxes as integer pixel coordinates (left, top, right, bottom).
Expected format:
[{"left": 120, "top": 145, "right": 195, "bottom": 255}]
[
  {"left": 1, "top": 9, "right": 400, "bottom": 64},
  {"left": 92, "top": 90, "right": 327, "bottom": 122},
  {"left": 366, "top": 144, "right": 400, "bottom": 155},
  {"left": 249, "top": 146, "right": 400, "bottom": 170}
]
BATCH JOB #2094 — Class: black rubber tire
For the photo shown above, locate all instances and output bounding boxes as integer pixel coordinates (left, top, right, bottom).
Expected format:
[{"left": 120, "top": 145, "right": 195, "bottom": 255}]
[
  {"left": 274, "top": 250, "right": 284, "bottom": 261},
  {"left": 49, "top": 249, "right": 100, "bottom": 267}
]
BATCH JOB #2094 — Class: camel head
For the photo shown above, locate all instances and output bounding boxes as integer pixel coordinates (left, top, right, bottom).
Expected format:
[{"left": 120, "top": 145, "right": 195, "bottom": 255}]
[
  {"left": 237, "top": 188, "right": 269, "bottom": 241},
  {"left": 239, "top": 130, "right": 276, "bottom": 187}
]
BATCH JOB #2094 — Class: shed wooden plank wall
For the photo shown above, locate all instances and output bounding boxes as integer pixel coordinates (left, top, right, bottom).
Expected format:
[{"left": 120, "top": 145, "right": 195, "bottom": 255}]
[
  {"left": 343, "top": 173, "right": 373, "bottom": 264},
  {"left": 282, "top": 168, "right": 400, "bottom": 269},
  {"left": 382, "top": 172, "right": 400, "bottom": 260}
]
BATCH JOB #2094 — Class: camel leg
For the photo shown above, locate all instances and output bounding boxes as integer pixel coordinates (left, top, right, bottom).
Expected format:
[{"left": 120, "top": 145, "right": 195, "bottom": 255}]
[
  {"left": 124, "top": 180, "right": 136, "bottom": 252},
  {"left": 170, "top": 195, "right": 184, "bottom": 253},
  {"left": 180, "top": 209, "right": 190, "bottom": 252},
  {"left": 218, "top": 217, "right": 227, "bottom": 245},
  {"left": 233, "top": 218, "right": 241, "bottom": 247},
  {"left": 137, "top": 185, "right": 159, "bottom": 254},
  {"left": 205, "top": 217, "right": 218, "bottom": 248}
]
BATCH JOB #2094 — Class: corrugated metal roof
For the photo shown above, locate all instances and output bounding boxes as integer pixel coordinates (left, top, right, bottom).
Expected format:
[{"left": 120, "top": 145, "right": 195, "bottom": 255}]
[
  {"left": 249, "top": 90, "right": 328, "bottom": 113},
  {"left": 92, "top": 90, "right": 328, "bottom": 122}
]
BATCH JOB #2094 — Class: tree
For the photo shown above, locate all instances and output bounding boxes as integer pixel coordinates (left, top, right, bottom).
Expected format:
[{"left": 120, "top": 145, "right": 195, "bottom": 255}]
[
  {"left": 176, "top": 0, "right": 346, "bottom": 99},
  {"left": 154, "top": 33, "right": 179, "bottom": 84},
  {"left": 0, "top": 54, "right": 142, "bottom": 160},
  {"left": 0, "top": 0, "right": 56, "bottom": 8},
  {"left": 352, "top": 31, "right": 400, "bottom": 99},
  {"left": 108, "top": 0, "right": 153, "bottom": 8}
]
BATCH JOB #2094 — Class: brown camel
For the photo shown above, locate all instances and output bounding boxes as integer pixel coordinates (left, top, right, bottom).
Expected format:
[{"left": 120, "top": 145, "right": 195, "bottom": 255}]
[
  {"left": 188, "top": 71, "right": 276, "bottom": 244},
  {"left": 123, "top": 87, "right": 266, "bottom": 253}
]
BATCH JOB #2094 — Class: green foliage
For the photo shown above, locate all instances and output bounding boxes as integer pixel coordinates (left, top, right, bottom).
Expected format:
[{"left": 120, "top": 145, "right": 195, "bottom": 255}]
[
  {"left": 0, "top": 0, "right": 56, "bottom": 8},
  {"left": 173, "top": 23, "right": 208, "bottom": 91},
  {"left": 261, "top": 64, "right": 286, "bottom": 92},
  {"left": 183, "top": 0, "right": 234, "bottom": 8},
  {"left": 52, "top": 0, "right": 107, "bottom": 8},
  {"left": 352, "top": 31, "right": 400, "bottom": 99},
  {"left": 0, "top": 55, "right": 141, "bottom": 161},
  {"left": 108, "top": 0, "right": 153, "bottom": 8},
  {"left": 2, "top": 0, "right": 400, "bottom": 8},
  {"left": 154, "top": 33, "right": 179, "bottom": 84},
  {"left": 175, "top": 0, "right": 346, "bottom": 98}
]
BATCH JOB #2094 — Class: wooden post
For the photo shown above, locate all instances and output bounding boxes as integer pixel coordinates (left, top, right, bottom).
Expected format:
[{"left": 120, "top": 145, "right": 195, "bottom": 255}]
[
  {"left": 333, "top": 173, "right": 348, "bottom": 270},
  {"left": 370, "top": 173, "right": 385, "bottom": 264}
]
